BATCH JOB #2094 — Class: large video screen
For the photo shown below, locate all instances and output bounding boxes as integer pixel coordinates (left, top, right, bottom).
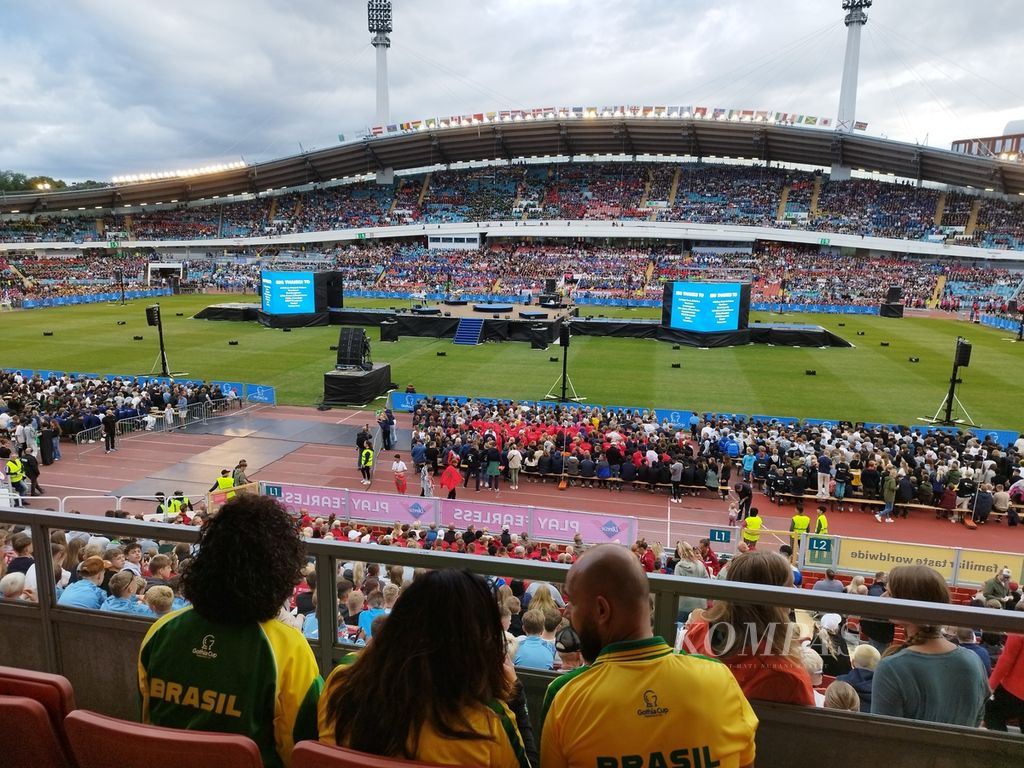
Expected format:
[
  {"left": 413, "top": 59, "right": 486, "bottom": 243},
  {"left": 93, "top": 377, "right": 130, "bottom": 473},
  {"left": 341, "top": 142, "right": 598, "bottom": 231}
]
[
  {"left": 662, "top": 282, "right": 750, "bottom": 332},
  {"left": 261, "top": 271, "right": 315, "bottom": 314}
]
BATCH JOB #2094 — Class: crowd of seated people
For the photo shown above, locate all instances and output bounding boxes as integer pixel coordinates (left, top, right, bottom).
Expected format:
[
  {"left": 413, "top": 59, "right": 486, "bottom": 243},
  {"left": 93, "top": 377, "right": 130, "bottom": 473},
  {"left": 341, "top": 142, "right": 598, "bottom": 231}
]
[
  {"left": 5, "top": 161, "right": 1023, "bottom": 250},
  {"left": 2, "top": 236, "right": 1018, "bottom": 311},
  {"left": 942, "top": 191, "right": 975, "bottom": 229},
  {"left": 810, "top": 179, "right": 941, "bottom": 240},
  {"left": 963, "top": 197, "right": 1024, "bottom": 251},
  {"left": 941, "top": 264, "right": 1022, "bottom": 312},
  {"left": 129, "top": 208, "right": 220, "bottom": 240},
  {"left": 405, "top": 397, "right": 1024, "bottom": 524},
  {"left": 749, "top": 244, "right": 943, "bottom": 307},
  {"left": 655, "top": 164, "right": 787, "bottom": 226},
  {"left": 2, "top": 489, "right": 1020, "bottom": 767}
]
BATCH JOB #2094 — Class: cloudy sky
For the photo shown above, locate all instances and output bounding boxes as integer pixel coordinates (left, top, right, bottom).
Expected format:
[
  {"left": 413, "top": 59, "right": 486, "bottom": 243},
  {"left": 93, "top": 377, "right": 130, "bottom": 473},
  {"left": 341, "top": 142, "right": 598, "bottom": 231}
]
[{"left": 3, "top": 0, "right": 1022, "bottom": 181}]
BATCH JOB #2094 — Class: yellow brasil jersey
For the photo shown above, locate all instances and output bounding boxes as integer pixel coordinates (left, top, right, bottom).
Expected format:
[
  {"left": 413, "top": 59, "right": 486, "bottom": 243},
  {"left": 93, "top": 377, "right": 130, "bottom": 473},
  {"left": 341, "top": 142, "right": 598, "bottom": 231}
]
[
  {"left": 318, "top": 663, "right": 529, "bottom": 768},
  {"left": 540, "top": 637, "right": 757, "bottom": 768},
  {"left": 138, "top": 607, "right": 323, "bottom": 768}
]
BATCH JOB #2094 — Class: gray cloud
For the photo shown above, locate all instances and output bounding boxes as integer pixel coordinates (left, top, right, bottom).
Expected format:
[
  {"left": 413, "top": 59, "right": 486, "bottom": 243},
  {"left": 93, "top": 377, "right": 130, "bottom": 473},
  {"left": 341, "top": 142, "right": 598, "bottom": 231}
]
[{"left": 2, "top": 0, "right": 1021, "bottom": 180}]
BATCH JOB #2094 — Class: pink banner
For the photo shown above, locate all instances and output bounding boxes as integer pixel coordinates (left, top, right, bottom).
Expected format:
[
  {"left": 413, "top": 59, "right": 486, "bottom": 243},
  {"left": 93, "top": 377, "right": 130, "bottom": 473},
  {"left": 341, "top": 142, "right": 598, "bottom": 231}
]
[
  {"left": 438, "top": 498, "right": 532, "bottom": 534},
  {"left": 263, "top": 482, "right": 636, "bottom": 545},
  {"left": 531, "top": 507, "right": 636, "bottom": 544},
  {"left": 438, "top": 499, "right": 635, "bottom": 544},
  {"left": 270, "top": 482, "right": 346, "bottom": 518},
  {"left": 348, "top": 490, "right": 436, "bottom": 526}
]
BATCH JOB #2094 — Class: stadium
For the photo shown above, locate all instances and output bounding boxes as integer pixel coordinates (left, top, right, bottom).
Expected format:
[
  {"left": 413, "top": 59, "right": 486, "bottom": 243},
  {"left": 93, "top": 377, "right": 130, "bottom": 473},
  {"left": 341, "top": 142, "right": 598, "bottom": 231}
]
[{"left": 1, "top": 1, "right": 1023, "bottom": 766}]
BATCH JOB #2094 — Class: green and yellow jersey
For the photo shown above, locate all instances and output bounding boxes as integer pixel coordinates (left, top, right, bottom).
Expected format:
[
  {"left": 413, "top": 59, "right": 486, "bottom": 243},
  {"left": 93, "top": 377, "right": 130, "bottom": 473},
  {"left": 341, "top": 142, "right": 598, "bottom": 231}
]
[
  {"left": 317, "top": 662, "right": 529, "bottom": 768},
  {"left": 540, "top": 637, "right": 757, "bottom": 768},
  {"left": 138, "top": 607, "right": 322, "bottom": 768}
]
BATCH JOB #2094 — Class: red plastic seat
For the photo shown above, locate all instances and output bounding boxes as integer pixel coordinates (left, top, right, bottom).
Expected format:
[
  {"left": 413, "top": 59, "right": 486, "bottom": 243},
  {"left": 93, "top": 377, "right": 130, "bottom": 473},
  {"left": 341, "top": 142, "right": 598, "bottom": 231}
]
[
  {"left": 64, "top": 709, "right": 263, "bottom": 768},
  {"left": 0, "top": 694, "right": 74, "bottom": 768},
  {"left": 0, "top": 665, "right": 77, "bottom": 761},
  {"left": 292, "top": 741, "right": 481, "bottom": 768}
]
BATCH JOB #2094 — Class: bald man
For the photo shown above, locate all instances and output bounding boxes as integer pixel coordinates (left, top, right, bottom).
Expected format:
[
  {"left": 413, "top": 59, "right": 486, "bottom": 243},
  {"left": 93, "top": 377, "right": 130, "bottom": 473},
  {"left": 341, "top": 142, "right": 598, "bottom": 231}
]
[{"left": 540, "top": 545, "right": 757, "bottom": 768}]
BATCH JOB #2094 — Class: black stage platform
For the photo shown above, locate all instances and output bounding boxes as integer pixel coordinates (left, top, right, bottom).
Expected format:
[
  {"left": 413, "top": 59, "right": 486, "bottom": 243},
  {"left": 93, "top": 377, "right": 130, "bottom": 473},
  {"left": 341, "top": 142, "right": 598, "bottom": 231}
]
[
  {"left": 193, "top": 302, "right": 261, "bottom": 321},
  {"left": 411, "top": 306, "right": 442, "bottom": 315},
  {"left": 567, "top": 319, "right": 852, "bottom": 348},
  {"left": 323, "top": 363, "right": 394, "bottom": 406},
  {"left": 198, "top": 305, "right": 848, "bottom": 349},
  {"left": 473, "top": 303, "right": 514, "bottom": 313}
]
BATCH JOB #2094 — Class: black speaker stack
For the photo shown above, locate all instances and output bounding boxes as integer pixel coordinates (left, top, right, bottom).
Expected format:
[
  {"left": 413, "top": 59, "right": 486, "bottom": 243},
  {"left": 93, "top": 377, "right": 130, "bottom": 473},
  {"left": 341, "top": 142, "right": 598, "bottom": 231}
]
[{"left": 336, "top": 327, "right": 371, "bottom": 370}]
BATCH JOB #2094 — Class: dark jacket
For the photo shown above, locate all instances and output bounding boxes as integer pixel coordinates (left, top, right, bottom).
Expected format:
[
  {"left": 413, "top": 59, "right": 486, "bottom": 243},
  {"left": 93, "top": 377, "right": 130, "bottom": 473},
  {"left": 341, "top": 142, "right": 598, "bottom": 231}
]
[{"left": 836, "top": 667, "right": 874, "bottom": 712}]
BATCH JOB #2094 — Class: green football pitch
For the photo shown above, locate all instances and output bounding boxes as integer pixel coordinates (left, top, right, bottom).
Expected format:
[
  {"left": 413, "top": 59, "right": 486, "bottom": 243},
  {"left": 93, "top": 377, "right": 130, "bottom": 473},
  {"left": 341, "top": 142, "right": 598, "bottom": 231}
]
[{"left": 2, "top": 294, "right": 1022, "bottom": 431}]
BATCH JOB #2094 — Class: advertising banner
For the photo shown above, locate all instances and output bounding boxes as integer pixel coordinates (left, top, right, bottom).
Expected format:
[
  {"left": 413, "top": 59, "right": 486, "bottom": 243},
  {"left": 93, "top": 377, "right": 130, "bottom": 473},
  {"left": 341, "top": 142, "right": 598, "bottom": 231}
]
[
  {"left": 438, "top": 498, "right": 532, "bottom": 534},
  {"left": 348, "top": 490, "right": 437, "bottom": 526},
  {"left": 260, "top": 482, "right": 637, "bottom": 545},
  {"left": 263, "top": 482, "right": 347, "bottom": 518},
  {"left": 956, "top": 550, "right": 1024, "bottom": 586},
  {"left": 836, "top": 538, "right": 956, "bottom": 581}
]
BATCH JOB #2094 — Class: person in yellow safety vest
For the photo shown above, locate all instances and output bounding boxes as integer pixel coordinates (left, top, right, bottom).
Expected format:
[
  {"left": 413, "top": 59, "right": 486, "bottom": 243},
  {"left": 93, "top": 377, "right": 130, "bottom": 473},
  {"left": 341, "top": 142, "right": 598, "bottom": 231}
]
[
  {"left": 210, "top": 469, "right": 236, "bottom": 500},
  {"left": 815, "top": 506, "right": 829, "bottom": 535},
  {"left": 359, "top": 446, "right": 374, "bottom": 485},
  {"left": 168, "top": 490, "right": 194, "bottom": 523},
  {"left": 154, "top": 492, "right": 172, "bottom": 520},
  {"left": 790, "top": 508, "right": 811, "bottom": 551},
  {"left": 741, "top": 507, "right": 763, "bottom": 549},
  {"left": 2, "top": 446, "right": 28, "bottom": 504}
]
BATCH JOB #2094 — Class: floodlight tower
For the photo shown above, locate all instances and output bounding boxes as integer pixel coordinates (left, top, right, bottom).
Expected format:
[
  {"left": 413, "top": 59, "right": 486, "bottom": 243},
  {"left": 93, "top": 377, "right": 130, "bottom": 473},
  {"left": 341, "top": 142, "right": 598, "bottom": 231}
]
[
  {"left": 833, "top": 0, "right": 872, "bottom": 180},
  {"left": 368, "top": 0, "right": 392, "bottom": 126},
  {"left": 368, "top": 0, "right": 394, "bottom": 185}
]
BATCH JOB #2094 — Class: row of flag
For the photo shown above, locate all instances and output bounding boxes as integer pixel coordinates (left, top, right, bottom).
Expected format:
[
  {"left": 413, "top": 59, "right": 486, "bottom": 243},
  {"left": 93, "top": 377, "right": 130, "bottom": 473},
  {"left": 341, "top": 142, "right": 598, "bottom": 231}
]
[{"left": 365, "top": 107, "right": 867, "bottom": 138}]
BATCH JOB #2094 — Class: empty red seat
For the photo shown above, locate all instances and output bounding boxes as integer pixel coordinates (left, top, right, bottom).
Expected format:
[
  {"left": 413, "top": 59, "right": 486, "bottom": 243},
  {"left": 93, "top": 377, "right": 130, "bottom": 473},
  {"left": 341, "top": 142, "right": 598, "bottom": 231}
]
[
  {"left": 64, "top": 709, "right": 263, "bottom": 768},
  {"left": 0, "top": 665, "right": 77, "bottom": 761},
  {"left": 292, "top": 741, "right": 481, "bottom": 768},
  {"left": 0, "top": 694, "right": 74, "bottom": 768}
]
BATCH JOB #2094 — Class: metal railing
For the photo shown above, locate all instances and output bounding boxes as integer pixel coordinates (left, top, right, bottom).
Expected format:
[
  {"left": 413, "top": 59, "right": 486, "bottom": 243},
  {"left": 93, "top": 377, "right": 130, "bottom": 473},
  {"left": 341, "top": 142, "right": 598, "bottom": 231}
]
[
  {"left": 2, "top": 507, "right": 1022, "bottom": 763},
  {"left": 2, "top": 507, "right": 1023, "bottom": 673},
  {"left": 73, "top": 397, "right": 243, "bottom": 451}
]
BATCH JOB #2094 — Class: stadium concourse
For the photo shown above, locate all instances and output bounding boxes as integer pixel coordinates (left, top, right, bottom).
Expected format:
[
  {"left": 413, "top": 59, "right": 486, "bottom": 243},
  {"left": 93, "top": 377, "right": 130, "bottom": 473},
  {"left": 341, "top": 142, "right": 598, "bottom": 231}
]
[{"left": 27, "top": 404, "right": 1021, "bottom": 554}]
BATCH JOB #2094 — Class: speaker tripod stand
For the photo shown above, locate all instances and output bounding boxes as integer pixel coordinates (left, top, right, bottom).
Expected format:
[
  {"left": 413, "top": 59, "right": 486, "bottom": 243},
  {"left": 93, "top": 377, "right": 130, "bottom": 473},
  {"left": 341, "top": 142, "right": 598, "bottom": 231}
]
[
  {"left": 545, "top": 329, "right": 585, "bottom": 403},
  {"left": 918, "top": 336, "right": 978, "bottom": 427}
]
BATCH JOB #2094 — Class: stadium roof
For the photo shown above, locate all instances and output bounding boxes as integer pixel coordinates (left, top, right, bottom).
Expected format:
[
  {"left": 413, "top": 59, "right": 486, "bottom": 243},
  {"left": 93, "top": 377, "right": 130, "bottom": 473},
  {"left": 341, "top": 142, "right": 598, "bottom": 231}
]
[{"left": 3, "top": 118, "right": 1024, "bottom": 214}]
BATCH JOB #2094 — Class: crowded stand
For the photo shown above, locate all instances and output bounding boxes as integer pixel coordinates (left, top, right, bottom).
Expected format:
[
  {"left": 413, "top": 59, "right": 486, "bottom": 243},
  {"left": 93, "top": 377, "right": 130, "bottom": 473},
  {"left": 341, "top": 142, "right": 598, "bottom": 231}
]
[
  {"left": 655, "top": 164, "right": 786, "bottom": 226},
  {"left": 943, "top": 191, "right": 976, "bottom": 229},
  {"left": 748, "top": 244, "right": 942, "bottom": 307},
  {"left": 974, "top": 198, "right": 1024, "bottom": 251},
  {"left": 6, "top": 161, "right": 1024, "bottom": 250},
  {"left": 810, "top": 178, "right": 940, "bottom": 240},
  {"left": 3, "top": 239, "right": 1020, "bottom": 311}
]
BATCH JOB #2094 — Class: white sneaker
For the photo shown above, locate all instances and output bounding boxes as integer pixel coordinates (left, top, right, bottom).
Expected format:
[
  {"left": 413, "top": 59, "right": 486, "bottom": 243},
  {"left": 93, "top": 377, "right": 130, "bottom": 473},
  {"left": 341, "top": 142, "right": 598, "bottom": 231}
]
[
  {"left": 885, "top": 518, "right": 895, "bottom": 524},
  {"left": 874, "top": 514, "right": 882, "bottom": 523}
]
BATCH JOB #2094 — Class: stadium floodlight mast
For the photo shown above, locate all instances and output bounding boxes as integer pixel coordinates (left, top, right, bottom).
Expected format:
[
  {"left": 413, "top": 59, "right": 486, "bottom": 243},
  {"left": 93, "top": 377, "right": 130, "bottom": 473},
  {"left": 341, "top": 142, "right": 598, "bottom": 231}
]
[
  {"left": 368, "top": 0, "right": 395, "bottom": 185},
  {"left": 368, "top": 0, "right": 392, "bottom": 126},
  {"left": 833, "top": 0, "right": 872, "bottom": 180}
]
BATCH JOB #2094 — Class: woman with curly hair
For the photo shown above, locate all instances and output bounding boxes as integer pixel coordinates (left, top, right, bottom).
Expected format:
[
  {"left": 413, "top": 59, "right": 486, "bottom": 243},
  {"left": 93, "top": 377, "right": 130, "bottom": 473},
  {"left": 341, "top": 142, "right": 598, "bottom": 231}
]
[
  {"left": 684, "top": 550, "right": 814, "bottom": 705},
  {"left": 870, "top": 565, "right": 989, "bottom": 726},
  {"left": 319, "top": 569, "right": 533, "bottom": 767},
  {"left": 138, "top": 495, "right": 322, "bottom": 768}
]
